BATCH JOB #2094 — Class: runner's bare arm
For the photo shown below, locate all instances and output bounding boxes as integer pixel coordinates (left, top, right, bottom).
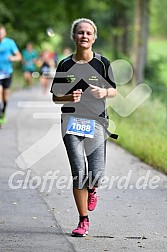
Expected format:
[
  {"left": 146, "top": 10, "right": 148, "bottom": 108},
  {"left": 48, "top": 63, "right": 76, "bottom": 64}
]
[
  {"left": 9, "top": 51, "right": 22, "bottom": 62},
  {"left": 89, "top": 84, "right": 117, "bottom": 98}
]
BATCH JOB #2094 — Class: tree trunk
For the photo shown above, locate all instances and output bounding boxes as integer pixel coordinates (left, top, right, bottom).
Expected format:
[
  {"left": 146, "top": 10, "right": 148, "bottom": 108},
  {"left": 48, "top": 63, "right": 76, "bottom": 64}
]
[
  {"left": 112, "top": 6, "right": 130, "bottom": 58},
  {"left": 132, "top": 0, "right": 150, "bottom": 85}
]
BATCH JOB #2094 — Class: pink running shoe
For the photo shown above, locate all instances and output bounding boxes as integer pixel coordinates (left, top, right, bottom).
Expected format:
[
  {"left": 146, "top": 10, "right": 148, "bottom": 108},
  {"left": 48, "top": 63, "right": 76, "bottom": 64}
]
[
  {"left": 72, "top": 219, "right": 89, "bottom": 237},
  {"left": 88, "top": 189, "right": 98, "bottom": 211}
]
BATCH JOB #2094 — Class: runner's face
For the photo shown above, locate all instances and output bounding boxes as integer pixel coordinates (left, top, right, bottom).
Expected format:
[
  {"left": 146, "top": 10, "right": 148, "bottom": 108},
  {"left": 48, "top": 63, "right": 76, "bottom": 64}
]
[{"left": 74, "top": 22, "right": 95, "bottom": 49}]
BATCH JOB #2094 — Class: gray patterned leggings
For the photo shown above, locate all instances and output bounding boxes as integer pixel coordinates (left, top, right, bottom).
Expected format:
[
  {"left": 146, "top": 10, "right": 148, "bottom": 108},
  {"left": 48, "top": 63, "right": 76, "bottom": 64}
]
[{"left": 61, "top": 116, "right": 107, "bottom": 189}]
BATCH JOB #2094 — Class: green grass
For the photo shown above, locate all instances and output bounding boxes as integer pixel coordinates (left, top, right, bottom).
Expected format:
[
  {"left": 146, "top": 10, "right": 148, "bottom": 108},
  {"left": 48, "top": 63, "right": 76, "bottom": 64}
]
[
  {"left": 11, "top": 69, "right": 25, "bottom": 91},
  {"left": 109, "top": 97, "right": 167, "bottom": 173},
  {"left": 148, "top": 38, "right": 167, "bottom": 85},
  {"left": 108, "top": 38, "right": 167, "bottom": 174},
  {"left": 148, "top": 38, "right": 167, "bottom": 58}
]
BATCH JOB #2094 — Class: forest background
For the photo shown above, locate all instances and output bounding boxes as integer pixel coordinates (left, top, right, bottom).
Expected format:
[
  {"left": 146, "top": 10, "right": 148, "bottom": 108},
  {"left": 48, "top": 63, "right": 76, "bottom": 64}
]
[{"left": 0, "top": 0, "right": 167, "bottom": 173}]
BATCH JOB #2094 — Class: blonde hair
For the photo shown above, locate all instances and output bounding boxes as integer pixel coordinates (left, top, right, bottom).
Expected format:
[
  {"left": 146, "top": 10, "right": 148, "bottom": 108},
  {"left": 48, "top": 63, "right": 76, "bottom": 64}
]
[{"left": 70, "top": 18, "right": 97, "bottom": 40}]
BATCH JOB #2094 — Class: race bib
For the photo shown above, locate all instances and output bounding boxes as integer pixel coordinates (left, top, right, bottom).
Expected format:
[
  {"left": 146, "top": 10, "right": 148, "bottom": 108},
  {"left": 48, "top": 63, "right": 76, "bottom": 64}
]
[{"left": 66, "top": 116, "right": 95, "bottom": 138}]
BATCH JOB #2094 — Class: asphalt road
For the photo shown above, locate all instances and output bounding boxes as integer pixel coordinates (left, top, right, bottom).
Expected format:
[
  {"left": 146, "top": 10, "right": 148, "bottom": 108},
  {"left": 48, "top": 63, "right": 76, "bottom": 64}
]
[{"left": 0, "top": 86, "right": 167, "bottom": 252}]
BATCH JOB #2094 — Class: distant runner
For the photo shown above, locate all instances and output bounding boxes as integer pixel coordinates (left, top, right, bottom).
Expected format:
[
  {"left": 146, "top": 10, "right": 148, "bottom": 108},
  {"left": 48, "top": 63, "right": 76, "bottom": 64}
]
[{"left": 0, "top": 26, "right": 22, "bottom": 127}]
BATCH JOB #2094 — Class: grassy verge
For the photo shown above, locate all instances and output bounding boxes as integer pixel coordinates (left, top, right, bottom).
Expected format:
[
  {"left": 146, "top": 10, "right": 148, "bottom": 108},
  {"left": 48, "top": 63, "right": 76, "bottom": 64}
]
[
  {"left": 11, "top": 69, "right": 25, "bottom": 91},
  {"left": 108, "top": 90, "right": 167, "bottom": 174},
  {"left": 108, "top": 38, "right": 167, "bottom": 174}
]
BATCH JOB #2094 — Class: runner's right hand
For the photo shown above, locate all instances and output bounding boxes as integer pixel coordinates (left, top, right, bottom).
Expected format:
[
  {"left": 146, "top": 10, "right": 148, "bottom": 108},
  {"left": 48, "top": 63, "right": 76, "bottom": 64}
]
[{"left": 72, "top": 89, "right": 83, "bottom": 103}]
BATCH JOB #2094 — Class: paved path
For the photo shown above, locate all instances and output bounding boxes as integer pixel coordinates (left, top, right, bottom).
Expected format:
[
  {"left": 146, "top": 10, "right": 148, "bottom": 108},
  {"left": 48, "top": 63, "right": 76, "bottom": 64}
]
[{"left": 0, "top": 87, "right": 167, "bottom": 252}]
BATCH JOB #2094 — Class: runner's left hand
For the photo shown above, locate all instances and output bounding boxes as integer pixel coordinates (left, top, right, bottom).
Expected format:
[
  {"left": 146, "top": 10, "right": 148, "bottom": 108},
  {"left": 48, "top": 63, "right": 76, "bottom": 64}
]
[{"left": 89, "top": 84, "right": 107, "bottom": 99}]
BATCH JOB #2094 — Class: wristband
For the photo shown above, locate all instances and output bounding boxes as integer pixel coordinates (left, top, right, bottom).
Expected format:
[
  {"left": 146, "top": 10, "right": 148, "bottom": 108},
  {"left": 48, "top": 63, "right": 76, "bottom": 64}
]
[{"left": 106, "top": 89, "right": 108, "bottom": 97}]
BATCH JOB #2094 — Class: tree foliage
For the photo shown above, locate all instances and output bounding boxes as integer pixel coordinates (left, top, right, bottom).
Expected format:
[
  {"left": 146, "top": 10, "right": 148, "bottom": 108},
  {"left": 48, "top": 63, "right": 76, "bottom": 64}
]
[
  {"left": 0, "top": 0, "right": 135, "bottom": 54},
  {"left": 0, "top": 0, "right": 166, "bottom": 47},
  {"left": 1, "top": 0, "right": 67, "bottom": 47},
  {"left": 0, "top": 0, "right": 166, "bottom": 86}
]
